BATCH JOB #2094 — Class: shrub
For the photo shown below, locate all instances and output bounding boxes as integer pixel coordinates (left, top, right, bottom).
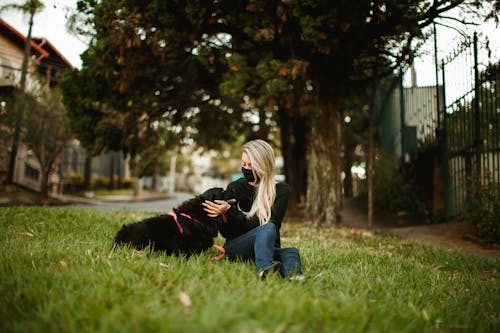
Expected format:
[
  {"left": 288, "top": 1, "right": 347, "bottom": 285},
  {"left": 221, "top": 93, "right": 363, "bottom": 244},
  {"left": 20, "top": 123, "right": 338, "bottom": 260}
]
[
  {"left": 467, "top": 177, "right": 500, "bottom": 244},
  {"left": 358, "top": 151, "right": 428, "bottom": 219},
  {"left": 93, "top": 176, "right": 109, "bottom": 189},
  {"left": 122, "top": 177, "right": 135, "bottom": 189},
  {"left": 64, "top": 173, "right": 84, "bottom": 192}
]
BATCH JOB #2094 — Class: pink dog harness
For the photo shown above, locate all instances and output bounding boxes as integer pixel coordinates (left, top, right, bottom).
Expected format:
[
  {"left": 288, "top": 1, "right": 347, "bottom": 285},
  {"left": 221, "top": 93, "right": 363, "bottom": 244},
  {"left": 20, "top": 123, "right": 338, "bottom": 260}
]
[
  {"left": 167, "top": 210, "right": 226, "bottom": 260},
  {"left": 168, "top": 211, "right": 202, "bottom": 236}
]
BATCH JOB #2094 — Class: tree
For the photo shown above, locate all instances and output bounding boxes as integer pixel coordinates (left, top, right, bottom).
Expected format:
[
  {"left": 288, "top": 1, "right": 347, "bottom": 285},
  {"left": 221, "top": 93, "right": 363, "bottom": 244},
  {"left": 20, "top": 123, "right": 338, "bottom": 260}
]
[
  {"left": 23, "top": 84, "right": 70, "bottom": 197},
  {"left": 59, "top": 65, "right": 109, "bottom": 190},
  {"left": 226, "top": 0, "right": 490, "bottom": 224},
  {"left": 1, "top": 0, "right": 45, "bottom": 185},
  {"left": 68, "top": 0, "right": 493, "bottom": 225},
  {"left": 218, "top": 48, "right": 312, "bottom": 206},
  {"left": 0, "top": 88, "right": 16, "bottom": 178},
  {"left": 66, "top": 0, "right": 248, "bottom": 159}
]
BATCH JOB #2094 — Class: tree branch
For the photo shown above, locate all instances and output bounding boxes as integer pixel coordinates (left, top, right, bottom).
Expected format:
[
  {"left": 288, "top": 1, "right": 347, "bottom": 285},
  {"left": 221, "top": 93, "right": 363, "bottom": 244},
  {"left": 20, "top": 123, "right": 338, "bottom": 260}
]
[
  {"left": 419, "top": 0, "right": 466, "bottom": 27},
  {"left": 436, "top": 15, "right": 480, "bottom": 26}
]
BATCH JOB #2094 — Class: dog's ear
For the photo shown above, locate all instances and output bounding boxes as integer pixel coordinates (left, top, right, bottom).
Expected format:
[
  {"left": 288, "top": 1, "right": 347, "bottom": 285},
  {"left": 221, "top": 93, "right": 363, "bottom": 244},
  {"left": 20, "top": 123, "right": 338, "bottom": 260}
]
[{"left": 200, "top": 187, "right": 224, "bottom": 201}]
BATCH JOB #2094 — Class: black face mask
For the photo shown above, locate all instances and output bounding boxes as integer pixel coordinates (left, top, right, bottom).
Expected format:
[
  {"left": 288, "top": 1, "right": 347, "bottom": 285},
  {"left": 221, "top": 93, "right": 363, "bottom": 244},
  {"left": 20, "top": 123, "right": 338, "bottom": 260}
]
[{"left": 241, "top": 167, "right": 259, "bottom": 183}]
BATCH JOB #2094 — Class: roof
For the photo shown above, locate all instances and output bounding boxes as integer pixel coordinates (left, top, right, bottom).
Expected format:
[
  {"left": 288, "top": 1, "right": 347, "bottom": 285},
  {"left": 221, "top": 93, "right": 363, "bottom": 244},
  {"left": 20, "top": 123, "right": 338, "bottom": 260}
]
[
  {"left": 0, "top": 18, "right": 49, "bottom": 58},
  {"left": 0, "top": 18, "right": 74, "bottom": 85},
  {"left": 32, "top": 37, "right": 73, "bottom": 71}
]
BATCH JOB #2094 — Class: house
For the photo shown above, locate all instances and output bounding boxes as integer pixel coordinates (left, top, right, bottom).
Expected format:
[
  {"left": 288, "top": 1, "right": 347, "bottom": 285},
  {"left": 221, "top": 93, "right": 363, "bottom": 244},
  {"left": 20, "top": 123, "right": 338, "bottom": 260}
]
[{"left": 0, "top": 18, "right": 73, "bottom": 191}]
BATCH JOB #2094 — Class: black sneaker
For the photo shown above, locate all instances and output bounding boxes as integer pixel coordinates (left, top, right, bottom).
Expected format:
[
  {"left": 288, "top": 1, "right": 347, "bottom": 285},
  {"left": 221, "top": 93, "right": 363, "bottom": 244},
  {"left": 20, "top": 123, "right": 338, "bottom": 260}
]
[{"left": 258, "top": 261, "right": 282, "bottom": 280}]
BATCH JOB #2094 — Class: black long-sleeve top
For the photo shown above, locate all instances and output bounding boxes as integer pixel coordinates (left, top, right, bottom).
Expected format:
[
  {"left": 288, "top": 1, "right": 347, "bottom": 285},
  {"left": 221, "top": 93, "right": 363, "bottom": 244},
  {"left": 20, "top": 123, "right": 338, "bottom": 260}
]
[{"left": 218, "top": 178, "right": 290, "bottom": 248}]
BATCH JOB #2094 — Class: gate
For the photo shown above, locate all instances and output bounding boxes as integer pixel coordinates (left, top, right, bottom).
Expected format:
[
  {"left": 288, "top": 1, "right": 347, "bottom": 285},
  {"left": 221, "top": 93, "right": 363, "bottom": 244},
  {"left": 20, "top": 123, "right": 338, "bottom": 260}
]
[{"left": 439, "top": 33, "right": 500, "bottom": 219}]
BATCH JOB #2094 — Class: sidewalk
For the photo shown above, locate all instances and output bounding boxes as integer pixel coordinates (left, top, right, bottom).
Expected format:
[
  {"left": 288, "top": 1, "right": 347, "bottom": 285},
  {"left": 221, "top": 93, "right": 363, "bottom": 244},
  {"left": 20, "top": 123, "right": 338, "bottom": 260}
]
[
  {"left": 341, "top": 198, "right": 500, "bottom": 258},
  {"left": 0, "top": 188, "right": 172, "bottom": 206},
  {"left": 51, "top": 191, "right": 172, "bottom": 205}
]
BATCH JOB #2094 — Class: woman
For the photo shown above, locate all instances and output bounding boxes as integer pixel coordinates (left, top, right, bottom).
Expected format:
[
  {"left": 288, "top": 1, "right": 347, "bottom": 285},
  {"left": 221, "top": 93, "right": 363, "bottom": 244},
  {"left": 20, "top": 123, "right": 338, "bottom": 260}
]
[{"left": 203, "top": 139, "right": 303, "bottom": 280}]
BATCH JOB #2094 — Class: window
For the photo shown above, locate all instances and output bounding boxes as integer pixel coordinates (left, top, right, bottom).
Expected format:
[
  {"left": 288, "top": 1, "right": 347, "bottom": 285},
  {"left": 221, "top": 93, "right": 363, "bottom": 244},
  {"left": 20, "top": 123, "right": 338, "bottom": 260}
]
[{"left": 24, "top": 164, "right": 40, "bottom": 180}]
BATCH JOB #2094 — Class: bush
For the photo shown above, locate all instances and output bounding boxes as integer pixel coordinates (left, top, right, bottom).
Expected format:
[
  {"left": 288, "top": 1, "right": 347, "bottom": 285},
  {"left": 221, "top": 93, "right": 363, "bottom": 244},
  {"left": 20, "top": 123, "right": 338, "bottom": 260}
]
[
  {"left": 467, "top": 177, "right": 500, "bottom": 244},
  {"left": 358, "top": 151, "right": 428, "bottom": 218},
  {"left": 64, "top": 173, "right": 84, "bottom": 192},
  {"left": 122, "top": 177, "right": 135, "bottom": 189},
  {"left": 92, "top": 176, "right": 109, "bottom": 189}
]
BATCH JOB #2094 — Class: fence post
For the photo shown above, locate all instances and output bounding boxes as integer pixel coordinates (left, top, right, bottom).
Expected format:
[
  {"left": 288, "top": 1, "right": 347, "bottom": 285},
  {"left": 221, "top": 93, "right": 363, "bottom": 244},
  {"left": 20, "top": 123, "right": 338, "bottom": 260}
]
[
  {"left": 473, "top": 32, "right": 481, "bottom": 184},
  {"left": 441, "top": 59, "right": 450, "bottom": 223},
  {"left": 399, "top": 72, "right": 405, "bottom": 165},
  {"left": 433, "top": 24, "right": 440, "bottom": 132}
]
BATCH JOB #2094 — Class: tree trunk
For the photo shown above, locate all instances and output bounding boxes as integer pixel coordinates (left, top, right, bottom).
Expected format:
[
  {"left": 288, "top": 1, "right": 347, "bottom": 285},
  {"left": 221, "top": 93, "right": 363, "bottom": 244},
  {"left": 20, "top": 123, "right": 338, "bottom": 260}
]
[
  {"left": 152, "top": 154, "right": 159, "bottom": 191},
  {"left": 257, "top": 108, "right": 269, "bottom": 139},
  {"left": 41, "top": 164, "right": 51, "bottom": 198},
  {"left": 37, "top": 158, "right": 55, "bottom": 198},
  {"left": 6, "top": 12, "right": 34, "bottom": 184},
  {"left": 343, "top": 149, "right": 353, "bottom": 198},
  {"left": 168, "top": 150, "right": 177, "bottom": 194},
  {"left": 109, "top": 152, "right": 115, "bottom": 190},
  {"left": 367, "top": 102, "right": 375, "bottom": 229},
  {"left": 116, "top": 151, "right": 122, "bottom": 189},
  {"left": 84, "top": 155, "right": 92, "bottom": 191},
  {"left": 293, "top": 117, "right": 308, "bottom": 206},
  {"left": 279, "top": 110, "right": 308, "bottom": 208},
  {"left": 306, "top": 100, "right": 343, "bottom": 225},
  {"left": 280, "top": 114, "right": 295, "bottom": 201}
]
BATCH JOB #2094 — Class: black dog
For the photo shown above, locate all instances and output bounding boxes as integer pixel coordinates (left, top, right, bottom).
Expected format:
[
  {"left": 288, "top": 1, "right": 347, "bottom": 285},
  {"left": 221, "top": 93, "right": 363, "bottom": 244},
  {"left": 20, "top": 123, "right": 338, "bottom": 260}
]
[{"left": 113, "top": 187, "right": 231, "bottom": 255}]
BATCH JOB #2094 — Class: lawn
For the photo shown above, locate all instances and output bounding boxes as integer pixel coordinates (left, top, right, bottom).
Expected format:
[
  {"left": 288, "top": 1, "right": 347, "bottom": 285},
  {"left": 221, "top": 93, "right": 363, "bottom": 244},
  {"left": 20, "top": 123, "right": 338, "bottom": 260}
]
[{"left": 1, "top": 207, "right": 498, "bottom": 333}]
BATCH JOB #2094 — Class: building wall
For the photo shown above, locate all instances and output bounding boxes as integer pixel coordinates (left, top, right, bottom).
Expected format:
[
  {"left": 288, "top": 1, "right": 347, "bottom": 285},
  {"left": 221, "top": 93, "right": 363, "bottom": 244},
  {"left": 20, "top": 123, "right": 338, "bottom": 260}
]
[
  {"left": 58, "top": 141, "right": 127, "bottom": 182},
  {"left": 0, "top": 34, "right": 45, "bottom": 190},
  {"left": 0, "top": 34, "right": 38, "bottom": 90},
  {"left": 12, "top": 144, "right": 48, "bottom": 191},
  {"left": 403, "top": 86, "right": 439, "bottom": 143},
  {"left": 0, "top": 34, "right": 23, "bottom": 87},
  {"left": 1, "top": 21, "right": 73, "bottom": 194}
]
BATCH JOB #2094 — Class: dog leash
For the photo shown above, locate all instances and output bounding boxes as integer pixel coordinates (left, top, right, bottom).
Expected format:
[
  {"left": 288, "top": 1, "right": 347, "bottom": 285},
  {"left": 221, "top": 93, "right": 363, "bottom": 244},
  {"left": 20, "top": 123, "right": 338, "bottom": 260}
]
[
  {"left": 168, "top": 210, "right": 226, "bottom": 261},
  {"left": 211, "top": 244, "right": 226, "bottom": 261}
]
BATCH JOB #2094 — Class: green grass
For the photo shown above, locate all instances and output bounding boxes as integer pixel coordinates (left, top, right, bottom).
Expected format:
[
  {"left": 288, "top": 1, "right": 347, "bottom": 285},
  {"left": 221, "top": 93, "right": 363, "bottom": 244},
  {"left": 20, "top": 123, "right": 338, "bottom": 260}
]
[{"left": 1, "top": 207, "right": 498, "bottom": 333}]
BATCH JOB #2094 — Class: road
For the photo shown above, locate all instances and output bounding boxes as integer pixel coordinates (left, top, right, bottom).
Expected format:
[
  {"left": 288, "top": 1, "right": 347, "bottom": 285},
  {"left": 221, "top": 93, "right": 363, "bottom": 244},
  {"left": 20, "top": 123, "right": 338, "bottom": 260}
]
[{"left": 65, "top": 192, "right": 194, "bottom": 212}]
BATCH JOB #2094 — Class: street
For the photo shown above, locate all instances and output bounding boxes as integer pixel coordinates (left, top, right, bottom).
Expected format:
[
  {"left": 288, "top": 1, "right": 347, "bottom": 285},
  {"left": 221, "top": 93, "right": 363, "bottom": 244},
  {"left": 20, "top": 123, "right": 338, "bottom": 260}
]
[{"left": 65, "top": 192, "right": 194, "bottom": 212}]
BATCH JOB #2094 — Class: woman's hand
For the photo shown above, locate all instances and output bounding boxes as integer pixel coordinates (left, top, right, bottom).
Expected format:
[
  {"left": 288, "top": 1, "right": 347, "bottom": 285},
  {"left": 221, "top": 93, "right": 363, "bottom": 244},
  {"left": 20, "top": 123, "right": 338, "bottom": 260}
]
[{"left": 202, "top": 200, "right": 231, "bottom": 218}]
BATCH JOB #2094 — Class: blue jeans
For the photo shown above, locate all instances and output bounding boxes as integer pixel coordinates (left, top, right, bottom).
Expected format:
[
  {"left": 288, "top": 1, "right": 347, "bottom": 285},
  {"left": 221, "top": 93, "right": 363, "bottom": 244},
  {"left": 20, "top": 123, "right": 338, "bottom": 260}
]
[{"left": 223, "top": 223, "right": 302, "bottom": 277}]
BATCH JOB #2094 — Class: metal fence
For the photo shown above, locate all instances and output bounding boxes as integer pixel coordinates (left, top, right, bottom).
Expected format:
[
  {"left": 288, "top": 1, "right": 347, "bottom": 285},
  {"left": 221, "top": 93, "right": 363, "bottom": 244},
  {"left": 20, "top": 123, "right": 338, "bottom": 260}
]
[
  {"left": 438, "top": 33, "right": 500, "bottom": 219},
  {"left": 378, "top": 29, "right": 499, "bottom": 221}
]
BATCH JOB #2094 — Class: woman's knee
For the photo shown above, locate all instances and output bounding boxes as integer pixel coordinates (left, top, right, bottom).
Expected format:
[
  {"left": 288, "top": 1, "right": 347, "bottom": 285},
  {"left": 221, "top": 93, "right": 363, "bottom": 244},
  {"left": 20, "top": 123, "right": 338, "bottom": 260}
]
[
  {"left": 259, "top": 222, "right": 277, "bottom": 236},
  {"left": 262, "top": 221, "right": 277, "bottom": 231},
  {"left": 255, "top": 222, "right": 277, "bottom": 242}
]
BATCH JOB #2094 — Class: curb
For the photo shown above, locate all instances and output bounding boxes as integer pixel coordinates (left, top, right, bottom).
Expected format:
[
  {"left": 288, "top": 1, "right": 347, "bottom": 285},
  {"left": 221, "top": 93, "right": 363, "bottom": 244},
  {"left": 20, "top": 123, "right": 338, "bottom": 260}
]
[{"left": 50, "top": 193, "right": 173, "bottom": 205}]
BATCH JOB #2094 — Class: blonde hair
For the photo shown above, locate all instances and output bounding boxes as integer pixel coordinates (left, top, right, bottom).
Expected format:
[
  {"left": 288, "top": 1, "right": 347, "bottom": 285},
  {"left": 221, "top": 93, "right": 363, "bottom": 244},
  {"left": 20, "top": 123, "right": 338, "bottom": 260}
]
[{"left": 242, "top": 139, "right": 277, "bottom": 225}]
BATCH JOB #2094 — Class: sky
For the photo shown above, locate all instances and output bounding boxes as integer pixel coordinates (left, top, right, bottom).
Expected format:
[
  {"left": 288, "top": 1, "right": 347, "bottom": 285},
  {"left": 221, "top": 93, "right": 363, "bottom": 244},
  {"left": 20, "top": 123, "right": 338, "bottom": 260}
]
[
  {"left": 1, "top": 0, "right": 498, "bottom": 75},
  {"left": 406, "top": 13, "right": 500, "bottom": 87}
]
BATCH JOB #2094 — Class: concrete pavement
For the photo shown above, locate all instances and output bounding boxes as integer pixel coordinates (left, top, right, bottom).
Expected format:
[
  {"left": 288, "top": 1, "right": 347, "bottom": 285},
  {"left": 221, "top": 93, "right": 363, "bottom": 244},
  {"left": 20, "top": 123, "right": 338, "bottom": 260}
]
[{"left": 60, "top": 191, "right": 194, "bottom": 212}]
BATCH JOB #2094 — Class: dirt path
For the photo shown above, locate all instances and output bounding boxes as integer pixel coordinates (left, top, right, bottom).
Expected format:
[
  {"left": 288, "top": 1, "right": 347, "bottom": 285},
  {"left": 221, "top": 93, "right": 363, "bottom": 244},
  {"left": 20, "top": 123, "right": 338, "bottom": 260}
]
[{"left": 341, "top": 198, "right": 500, "bottom": 258}]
